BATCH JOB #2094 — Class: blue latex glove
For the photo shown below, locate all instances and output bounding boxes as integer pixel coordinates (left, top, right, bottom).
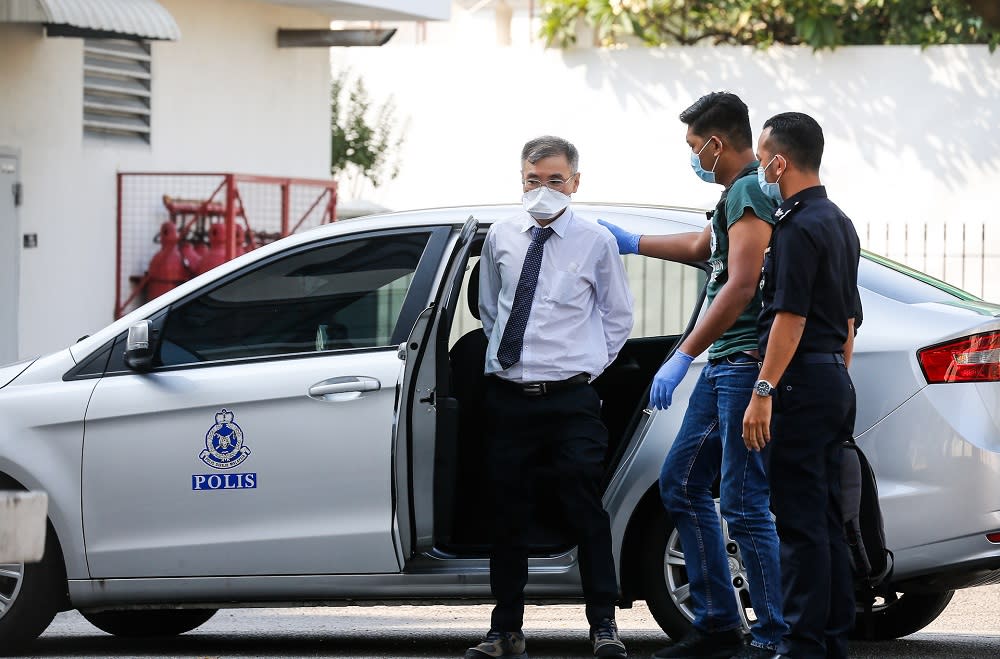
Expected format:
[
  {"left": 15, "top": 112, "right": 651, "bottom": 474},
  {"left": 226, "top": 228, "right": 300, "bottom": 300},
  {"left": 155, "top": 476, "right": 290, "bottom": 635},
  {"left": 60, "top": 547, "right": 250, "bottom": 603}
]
[
  {"left": 598, "top": 219, "right": 641, "bottom": 255},
  {"left": 649, "top": 350, "right": 694, "bottom": 410}
]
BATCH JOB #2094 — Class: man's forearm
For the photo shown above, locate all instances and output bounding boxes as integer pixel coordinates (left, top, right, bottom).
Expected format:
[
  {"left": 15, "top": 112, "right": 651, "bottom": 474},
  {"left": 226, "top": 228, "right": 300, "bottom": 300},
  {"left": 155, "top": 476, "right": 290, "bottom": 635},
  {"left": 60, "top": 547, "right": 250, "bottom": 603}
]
[
  {"left": 639, "top": 231, "right": 707, "bottom": 263},
  {"left": 759, "top": 311, "right": 806, "bottom": 385},
  {"left": 679, "top": 282, "right": 758, "bottom": 357}
]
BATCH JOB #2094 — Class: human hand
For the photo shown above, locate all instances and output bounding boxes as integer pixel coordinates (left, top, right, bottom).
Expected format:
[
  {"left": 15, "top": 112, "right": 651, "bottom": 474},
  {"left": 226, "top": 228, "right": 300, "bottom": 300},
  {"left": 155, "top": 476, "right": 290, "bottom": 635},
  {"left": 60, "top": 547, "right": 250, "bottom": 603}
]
[
  {"left": 649, "top": 350, "right": 694, "bottom": 409},
  {"left": 742, "top": 396, "right": 772, "bottom": 451},
  {"left": 598, "top": 219, "right": 641, "bottom": 255}
]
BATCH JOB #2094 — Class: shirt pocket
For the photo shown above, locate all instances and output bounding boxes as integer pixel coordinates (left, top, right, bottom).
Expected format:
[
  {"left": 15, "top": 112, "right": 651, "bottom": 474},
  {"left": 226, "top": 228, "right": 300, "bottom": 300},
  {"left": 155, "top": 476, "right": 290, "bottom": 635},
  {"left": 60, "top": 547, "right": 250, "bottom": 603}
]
[{"left": 545, "top": 267, "right": 588, "bottom": 305}]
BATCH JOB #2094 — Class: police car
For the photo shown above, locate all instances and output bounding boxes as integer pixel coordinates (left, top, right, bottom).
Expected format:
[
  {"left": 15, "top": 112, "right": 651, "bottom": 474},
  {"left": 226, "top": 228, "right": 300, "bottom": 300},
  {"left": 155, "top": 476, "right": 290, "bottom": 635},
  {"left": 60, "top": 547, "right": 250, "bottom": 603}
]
[{"left": 1, "top": 204, "right": 999, "bottom": 652}]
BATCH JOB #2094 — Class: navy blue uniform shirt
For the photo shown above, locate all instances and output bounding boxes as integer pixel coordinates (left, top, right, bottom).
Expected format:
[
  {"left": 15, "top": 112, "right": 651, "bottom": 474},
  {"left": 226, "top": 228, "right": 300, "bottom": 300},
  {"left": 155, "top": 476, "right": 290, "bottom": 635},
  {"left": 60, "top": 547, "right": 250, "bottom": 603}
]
[{"left": 758, "top": 186, "right": 863, "bottom": 355}]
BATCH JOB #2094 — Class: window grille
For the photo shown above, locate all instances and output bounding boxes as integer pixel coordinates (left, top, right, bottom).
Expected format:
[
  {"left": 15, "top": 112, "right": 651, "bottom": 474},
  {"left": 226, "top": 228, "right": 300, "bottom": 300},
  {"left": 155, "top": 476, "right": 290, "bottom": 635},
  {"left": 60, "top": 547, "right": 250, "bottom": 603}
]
[{"left": 83, "top": 39, "right": 151, "bottom": 141}]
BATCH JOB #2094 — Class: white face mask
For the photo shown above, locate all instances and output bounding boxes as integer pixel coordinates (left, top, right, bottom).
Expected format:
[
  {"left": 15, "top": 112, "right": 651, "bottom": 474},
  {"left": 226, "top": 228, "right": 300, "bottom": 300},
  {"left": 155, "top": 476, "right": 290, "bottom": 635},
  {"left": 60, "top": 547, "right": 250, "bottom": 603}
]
[{"left": 522, "top": 186, "right": 571, "bottom": 221}]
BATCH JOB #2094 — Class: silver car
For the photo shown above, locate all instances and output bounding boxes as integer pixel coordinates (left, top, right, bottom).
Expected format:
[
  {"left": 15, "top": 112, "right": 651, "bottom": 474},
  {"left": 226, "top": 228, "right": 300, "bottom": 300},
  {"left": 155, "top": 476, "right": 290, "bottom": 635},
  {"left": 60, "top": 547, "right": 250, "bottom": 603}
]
[{"left": 1, "top": 204, "right": 999, "bottom": 652}]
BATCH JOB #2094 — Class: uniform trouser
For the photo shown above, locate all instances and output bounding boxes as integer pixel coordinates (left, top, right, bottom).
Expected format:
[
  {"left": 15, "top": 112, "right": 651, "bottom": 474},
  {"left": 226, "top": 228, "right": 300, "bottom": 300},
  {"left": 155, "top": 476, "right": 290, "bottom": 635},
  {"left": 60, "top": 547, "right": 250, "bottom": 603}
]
[
  {"left": 484, "top": 378, "right": 618, "bottom": 632},
  {"left": 769, "top": 361, "right": 857, "bottom": 659},
  {"left": 659, "top": 355, "right": 787, "bottom": 650}
]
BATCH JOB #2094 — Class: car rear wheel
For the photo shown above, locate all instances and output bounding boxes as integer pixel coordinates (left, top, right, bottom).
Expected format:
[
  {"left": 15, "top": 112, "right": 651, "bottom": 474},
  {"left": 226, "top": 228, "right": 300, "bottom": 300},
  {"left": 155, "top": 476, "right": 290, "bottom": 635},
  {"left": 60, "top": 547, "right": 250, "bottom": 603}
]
[
  {"left": 82, "top": 608, "right": 218, "bottom": 637},
  {"left": 640, "top": 504, "right": 754, "bottom": 641},
  {"left": 851, "top": 590, "right": 954, "bottom": 640}
]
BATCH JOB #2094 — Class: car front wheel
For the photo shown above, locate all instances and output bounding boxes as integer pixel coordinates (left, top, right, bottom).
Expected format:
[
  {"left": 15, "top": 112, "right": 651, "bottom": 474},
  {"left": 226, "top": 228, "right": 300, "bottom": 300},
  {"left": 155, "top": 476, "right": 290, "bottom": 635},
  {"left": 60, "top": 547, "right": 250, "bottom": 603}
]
[
  {"left": 82, "top": 608, "right": 218, "bottom": 637},
  {"left": 0, "top": 527, "right": 65, "bottom": 655}
]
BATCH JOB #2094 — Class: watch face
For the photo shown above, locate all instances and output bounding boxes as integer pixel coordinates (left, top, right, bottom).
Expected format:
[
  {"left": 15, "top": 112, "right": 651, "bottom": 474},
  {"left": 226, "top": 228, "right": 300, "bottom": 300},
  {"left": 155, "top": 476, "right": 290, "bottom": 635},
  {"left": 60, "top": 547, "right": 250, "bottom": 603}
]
[{"left": 755, "top": 380, "right": 772, "bottom": 397}]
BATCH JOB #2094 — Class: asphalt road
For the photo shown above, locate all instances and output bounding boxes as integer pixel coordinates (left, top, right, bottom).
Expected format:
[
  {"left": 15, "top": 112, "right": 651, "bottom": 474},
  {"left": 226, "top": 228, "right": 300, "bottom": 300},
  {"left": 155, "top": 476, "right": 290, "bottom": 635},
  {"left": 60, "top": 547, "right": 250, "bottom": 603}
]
[{"left": 20, "top": 585, "right": 1000, "bottom": 658}]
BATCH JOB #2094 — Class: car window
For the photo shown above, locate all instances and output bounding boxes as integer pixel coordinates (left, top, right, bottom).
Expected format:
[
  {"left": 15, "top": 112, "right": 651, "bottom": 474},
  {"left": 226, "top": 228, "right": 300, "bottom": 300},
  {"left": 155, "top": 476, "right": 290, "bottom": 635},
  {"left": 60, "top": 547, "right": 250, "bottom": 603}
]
[
  {"left": 859, "top": 251, "right": 980, "bottom": 304},
  {"left": 624, "top": 255, "right": 707, "bottom": 339},
  {"left": 447, "top": 252, "right": 707, "bottom": 346},
  {"left": 159, "top": 232, "right": 432, "bottom": 365}
]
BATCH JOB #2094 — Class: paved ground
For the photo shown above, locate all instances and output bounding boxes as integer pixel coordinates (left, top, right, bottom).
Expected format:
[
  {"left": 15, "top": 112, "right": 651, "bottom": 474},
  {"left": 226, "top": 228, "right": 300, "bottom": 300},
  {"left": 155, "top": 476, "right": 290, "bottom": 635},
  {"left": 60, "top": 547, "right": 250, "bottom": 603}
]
[{"left": 20, "top": 585, "right": 1000, "bottom": 658}]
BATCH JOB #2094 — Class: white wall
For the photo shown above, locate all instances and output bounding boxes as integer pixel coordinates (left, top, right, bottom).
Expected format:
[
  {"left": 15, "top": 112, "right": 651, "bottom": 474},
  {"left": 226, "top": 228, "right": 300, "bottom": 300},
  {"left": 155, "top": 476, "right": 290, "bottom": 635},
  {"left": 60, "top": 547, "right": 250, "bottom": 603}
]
[
  {"left": 332, "top": 44, "right": 1000, "bottom": 300},
  {"left": 0, "top": 0, "right": 333, "bottom": 357}
]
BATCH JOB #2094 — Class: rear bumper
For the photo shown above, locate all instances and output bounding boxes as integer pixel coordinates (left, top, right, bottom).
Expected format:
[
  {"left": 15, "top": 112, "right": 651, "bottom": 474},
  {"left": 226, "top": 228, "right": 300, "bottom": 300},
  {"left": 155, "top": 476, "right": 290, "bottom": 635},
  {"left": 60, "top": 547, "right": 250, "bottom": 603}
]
[{"left": 857, "top": 382, "right": 1000, "bottom": 586}]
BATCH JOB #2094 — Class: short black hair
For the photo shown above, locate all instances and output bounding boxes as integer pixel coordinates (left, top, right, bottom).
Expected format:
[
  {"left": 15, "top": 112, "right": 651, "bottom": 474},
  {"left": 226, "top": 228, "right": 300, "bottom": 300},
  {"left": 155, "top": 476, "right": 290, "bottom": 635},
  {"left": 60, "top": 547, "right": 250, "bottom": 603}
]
[
  {"left": 521, "top": 136, "right": 579, "bottom": 172},
  {"left": 762, "top": 112, "right": 824, "bottom": 172},
  {"left": 679, "top": 92, "right": 752, "bottom": 150}
]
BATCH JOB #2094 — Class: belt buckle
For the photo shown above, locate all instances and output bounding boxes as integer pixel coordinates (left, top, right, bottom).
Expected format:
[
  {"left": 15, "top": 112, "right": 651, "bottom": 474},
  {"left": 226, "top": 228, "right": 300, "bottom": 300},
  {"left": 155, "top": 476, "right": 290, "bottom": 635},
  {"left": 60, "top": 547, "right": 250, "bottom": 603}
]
[{"left": 523, "top": 382, "right": 546, "bottom": 396}]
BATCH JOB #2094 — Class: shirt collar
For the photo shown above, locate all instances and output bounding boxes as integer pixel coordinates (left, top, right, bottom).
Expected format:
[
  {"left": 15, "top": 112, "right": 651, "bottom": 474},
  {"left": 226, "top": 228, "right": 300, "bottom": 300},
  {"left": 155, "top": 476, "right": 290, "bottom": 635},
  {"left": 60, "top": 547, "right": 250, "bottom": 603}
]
[
  {"left": 519, "top": 206, "right": 574, "bottom": 238},
  {"left": 774, "top": 185, "right": 827, "bottom": 221}
]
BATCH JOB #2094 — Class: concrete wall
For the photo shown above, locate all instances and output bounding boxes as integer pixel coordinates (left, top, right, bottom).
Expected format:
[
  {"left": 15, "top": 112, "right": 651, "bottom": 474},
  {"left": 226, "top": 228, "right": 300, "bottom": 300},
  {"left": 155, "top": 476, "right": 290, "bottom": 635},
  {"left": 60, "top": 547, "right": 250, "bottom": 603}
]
[
  {"left": 0, "top": 0, "right": 332, "bottom": 357},
  {"left": 332, "top": 44, "right": 1000, "bottom": 301}
]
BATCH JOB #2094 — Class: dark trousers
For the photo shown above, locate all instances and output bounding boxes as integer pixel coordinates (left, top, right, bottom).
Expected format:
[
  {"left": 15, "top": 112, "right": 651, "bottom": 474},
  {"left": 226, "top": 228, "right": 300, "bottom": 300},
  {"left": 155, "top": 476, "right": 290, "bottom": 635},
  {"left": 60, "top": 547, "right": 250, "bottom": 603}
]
[
  {"left": 485, "top": 378, "right": 618, "bottom": 632},
  {"left": 769, "top": 362, "right": 856, "bottom": 659}
]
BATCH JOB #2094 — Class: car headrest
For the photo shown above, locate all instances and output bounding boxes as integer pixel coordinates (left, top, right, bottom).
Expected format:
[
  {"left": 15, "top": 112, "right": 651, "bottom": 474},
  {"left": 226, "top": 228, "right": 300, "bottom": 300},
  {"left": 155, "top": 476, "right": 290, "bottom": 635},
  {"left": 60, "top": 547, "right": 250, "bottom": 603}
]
[{"left": 467, "top": 260, "right": 481, "bottom": 321}]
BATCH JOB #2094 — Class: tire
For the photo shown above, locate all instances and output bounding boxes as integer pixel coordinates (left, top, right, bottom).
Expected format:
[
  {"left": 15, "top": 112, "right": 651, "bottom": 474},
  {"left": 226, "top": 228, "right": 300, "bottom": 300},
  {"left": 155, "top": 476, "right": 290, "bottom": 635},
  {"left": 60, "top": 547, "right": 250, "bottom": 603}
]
[
  {"left": 0, "top": 491, "right": 67, "bottom": 656},
  {"left": 639, "top": 504, "right": 754, "bottom": 641},
  {"left": 850, "top": 590, "right": 954, "bottom": 641},
  {"left": 82, "top": 608, "right": 218, "bottom": 638}
]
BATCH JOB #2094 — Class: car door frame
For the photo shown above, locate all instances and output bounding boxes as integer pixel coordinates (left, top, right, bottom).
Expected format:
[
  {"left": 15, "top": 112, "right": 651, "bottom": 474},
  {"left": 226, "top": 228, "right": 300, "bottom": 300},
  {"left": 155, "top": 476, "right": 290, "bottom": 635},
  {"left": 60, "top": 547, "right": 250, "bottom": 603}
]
[{"left": 393, "top": 218, "right": 478, "bottom": 564}]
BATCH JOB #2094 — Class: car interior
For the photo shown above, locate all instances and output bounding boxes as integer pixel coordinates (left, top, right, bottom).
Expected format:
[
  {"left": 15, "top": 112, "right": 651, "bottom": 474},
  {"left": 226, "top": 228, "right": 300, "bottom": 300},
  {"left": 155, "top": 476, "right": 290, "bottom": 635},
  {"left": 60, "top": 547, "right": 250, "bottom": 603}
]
[{"left": 433, "top": 235, "right": 706, "bottom": 557}]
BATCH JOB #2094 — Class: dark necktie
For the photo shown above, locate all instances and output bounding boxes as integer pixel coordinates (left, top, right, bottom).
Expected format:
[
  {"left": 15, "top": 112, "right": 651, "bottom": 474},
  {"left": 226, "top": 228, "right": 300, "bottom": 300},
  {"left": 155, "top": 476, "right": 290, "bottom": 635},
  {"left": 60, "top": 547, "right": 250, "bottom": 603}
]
[{"left": 497, "top": 226, "right": 555, "bottom": 370}]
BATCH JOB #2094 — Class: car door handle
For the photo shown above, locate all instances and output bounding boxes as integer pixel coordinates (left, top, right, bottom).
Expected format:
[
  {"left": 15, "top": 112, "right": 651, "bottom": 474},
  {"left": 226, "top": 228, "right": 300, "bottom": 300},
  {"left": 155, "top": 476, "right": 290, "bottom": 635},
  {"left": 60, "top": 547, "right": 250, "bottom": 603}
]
[{"left": 308, "top": 376, "right": 381, "bottom": 400}]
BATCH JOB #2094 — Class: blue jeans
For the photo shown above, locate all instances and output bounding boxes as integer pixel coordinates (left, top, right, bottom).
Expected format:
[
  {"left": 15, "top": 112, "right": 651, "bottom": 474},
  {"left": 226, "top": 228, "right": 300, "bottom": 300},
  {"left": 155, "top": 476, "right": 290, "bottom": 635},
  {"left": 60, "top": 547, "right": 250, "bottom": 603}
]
[{"left": 659, "top": 354, "right": 787, "bottom": 650}]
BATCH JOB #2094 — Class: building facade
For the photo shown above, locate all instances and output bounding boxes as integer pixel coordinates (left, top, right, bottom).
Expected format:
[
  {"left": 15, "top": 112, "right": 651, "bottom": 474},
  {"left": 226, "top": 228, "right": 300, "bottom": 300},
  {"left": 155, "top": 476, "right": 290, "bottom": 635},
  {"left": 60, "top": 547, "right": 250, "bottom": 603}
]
[{"left": 0, "top": 0, "right": 449, "bottom": 361}]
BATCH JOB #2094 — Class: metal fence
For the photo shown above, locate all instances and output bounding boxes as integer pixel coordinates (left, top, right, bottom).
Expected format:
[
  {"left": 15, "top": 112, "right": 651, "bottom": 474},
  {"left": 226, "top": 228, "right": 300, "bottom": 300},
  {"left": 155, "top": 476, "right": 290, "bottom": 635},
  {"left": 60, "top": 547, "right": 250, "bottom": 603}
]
[
  {"left": 858, "top": 221, "right": 999, "bottom": 302},
  {"left": 116, "top": 172, "right": 338, "bottom": 318}
]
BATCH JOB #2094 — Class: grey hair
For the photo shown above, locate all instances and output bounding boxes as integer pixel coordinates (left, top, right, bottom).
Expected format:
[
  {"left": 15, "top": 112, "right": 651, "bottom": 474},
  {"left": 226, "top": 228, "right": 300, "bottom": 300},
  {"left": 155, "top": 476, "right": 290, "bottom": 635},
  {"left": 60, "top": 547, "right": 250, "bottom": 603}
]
[{"left": 521, "top": 135, "right": 579, "bottom": 172}]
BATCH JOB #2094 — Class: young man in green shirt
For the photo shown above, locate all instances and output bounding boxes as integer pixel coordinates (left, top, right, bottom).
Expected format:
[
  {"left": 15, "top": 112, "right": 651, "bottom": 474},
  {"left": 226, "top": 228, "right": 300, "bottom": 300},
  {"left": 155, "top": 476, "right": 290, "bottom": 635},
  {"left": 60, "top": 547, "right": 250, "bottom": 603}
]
[{"left": 600, "top": 92, "right": 786, "bottom": 659}]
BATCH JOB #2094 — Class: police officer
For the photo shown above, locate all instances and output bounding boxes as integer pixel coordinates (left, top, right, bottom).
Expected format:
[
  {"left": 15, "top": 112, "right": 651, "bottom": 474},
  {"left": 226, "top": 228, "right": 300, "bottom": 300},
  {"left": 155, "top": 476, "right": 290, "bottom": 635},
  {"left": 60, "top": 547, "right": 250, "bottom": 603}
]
[{"left": 742, "top": 112, "right": 862, "bottom": 659}]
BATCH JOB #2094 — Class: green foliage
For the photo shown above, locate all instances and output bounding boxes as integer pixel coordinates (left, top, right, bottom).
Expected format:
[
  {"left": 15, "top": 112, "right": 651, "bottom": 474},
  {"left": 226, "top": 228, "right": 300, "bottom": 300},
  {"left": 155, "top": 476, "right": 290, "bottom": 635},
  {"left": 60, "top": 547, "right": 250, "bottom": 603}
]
[
  {"left": 540, "top": 0, "right": 1000, "bottom": 51},
  {"left": 330, "top": 70, "right": 406, "bottom": 190}
]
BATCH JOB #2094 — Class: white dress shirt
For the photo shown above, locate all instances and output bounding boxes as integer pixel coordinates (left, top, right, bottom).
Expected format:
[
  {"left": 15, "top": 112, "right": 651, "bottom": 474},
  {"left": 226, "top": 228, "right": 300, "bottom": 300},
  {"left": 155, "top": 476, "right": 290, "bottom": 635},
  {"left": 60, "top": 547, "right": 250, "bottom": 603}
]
[{"left": 479, "top": 207, "right": 634, "bottom": 383}]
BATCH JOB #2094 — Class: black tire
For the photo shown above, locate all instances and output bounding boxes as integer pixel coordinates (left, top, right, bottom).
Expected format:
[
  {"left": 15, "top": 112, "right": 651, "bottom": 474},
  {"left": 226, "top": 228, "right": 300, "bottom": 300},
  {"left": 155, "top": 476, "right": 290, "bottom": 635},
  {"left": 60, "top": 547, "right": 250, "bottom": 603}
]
[
  {"left": 639, "top": 502, "right": 759, "bottom": 641},
  {"left": 0, "top": 491, "right": 67, "bottom": 656},
  {"left": 640, "top": 505, "right": 699, "bottom": 641},
  {"left": 850, "top": 590, "right": 954, "bottom": 641},
  {"left": 82, "top": 608, "right": 218, "bottom": 638}
]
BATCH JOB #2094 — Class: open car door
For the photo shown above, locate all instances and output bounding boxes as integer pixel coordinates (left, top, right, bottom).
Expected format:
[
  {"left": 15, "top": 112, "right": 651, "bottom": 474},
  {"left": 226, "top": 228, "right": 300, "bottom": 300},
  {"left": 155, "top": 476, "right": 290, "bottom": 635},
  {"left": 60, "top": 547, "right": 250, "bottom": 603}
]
[{"left": 393, "top": 217, "right": 479, "bottom": 563}]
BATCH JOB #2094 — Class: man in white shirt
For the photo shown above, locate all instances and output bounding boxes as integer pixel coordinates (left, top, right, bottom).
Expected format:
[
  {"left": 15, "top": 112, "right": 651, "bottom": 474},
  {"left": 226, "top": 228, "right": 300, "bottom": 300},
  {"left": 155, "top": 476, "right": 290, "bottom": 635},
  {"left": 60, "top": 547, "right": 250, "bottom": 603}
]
[{"left": 464, "top": 136, "right": 633, "bottom": 659}]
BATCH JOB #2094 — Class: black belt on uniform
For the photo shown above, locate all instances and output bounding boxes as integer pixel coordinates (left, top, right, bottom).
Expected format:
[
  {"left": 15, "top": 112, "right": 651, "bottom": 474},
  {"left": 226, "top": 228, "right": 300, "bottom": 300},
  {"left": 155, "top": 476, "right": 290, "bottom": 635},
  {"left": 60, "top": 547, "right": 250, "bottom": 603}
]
[
  {"left": 491, "top": 372, "right": 590, "bottom": 396},
  {"left": 789, "top": 351, "right": 846, "bottom": 366}
]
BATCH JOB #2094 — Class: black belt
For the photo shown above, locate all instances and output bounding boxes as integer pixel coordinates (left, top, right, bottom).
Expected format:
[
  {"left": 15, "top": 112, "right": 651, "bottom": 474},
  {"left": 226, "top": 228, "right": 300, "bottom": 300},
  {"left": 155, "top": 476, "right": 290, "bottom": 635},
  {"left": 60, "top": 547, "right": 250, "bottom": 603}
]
[
  {"left": 492, "top": 373, "right": 590, "bottom": 396},
  {"left": 789, "top": 351, "right": 846, "bottom": 366}
]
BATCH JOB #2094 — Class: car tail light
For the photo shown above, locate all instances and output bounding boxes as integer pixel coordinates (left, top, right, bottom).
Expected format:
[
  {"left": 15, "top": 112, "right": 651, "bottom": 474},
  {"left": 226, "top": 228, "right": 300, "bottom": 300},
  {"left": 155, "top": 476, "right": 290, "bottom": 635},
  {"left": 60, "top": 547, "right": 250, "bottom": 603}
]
[
  {"left": 988, "top": 532, "right": 1000, "bottom": 544},
  {"left": 917, "top": 331, "right": 1000, "bottom": 384}
]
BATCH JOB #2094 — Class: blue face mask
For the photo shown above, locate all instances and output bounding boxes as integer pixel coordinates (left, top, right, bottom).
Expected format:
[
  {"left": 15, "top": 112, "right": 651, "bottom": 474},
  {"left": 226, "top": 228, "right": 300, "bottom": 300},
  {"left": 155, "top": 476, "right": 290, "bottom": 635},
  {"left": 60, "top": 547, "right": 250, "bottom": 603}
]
[
  {"left": 690, "top": 137, "right": 720, "bottom": 184},
  {"left": 758, "top": 155, "right": 783, "bottom": 203}
]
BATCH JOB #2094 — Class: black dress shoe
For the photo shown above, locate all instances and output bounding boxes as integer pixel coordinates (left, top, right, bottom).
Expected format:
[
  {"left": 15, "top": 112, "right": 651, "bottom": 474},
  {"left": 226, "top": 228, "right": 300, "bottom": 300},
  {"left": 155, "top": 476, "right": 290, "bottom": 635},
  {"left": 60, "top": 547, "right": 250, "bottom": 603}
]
[{"left": 651, "top": 627, "right": 745, "bottom": 659}]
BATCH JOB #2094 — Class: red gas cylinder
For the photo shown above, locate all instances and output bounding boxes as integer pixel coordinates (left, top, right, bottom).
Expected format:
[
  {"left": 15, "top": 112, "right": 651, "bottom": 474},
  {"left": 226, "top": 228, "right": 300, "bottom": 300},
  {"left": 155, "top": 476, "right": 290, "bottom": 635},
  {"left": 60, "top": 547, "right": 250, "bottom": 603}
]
[
  {"left": 180, "top": 240, "right": 202, "bottom": 274},
  {"left": 146, "top": 222, "right": 191, "bottom": 300},
  {"left": 194, "top": 223, "right": 248, "bottom": 275},
  {"left": 235, "top": 224, "right": 247, "bottom": 255},
  {"left": 195, "top": 223, "right": 227, "bottom": 275}
]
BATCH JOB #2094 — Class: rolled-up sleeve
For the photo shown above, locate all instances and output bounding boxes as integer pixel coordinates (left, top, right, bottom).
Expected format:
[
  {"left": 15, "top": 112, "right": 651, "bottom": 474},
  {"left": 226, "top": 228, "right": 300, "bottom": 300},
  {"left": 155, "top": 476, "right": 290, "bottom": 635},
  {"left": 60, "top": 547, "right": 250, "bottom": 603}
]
[{"left": 594, "top": 235, "right": 634, "bottom": 368}]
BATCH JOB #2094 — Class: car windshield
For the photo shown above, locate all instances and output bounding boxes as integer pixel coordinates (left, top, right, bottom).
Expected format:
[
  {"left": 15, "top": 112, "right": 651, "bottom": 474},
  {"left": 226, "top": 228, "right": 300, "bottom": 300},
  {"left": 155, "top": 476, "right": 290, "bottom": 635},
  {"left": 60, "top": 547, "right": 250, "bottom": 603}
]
[{"left": 859, "top": 250, "right": 983, "bottom": 304}]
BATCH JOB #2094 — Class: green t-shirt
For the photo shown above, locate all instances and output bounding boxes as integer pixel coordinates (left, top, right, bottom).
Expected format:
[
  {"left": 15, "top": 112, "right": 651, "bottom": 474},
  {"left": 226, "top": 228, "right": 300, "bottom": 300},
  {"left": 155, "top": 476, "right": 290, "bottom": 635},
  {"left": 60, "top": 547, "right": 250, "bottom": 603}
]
[{"left": 705, "top": 164, "right": 777, "bottom": 360}]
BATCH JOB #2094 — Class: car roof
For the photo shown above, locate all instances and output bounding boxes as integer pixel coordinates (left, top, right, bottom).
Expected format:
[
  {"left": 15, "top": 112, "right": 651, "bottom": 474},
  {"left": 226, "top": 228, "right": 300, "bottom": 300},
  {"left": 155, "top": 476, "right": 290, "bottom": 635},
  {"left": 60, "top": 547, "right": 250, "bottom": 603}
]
[{"left": 323, "top": 202, "right": 709, "bottom": 233}]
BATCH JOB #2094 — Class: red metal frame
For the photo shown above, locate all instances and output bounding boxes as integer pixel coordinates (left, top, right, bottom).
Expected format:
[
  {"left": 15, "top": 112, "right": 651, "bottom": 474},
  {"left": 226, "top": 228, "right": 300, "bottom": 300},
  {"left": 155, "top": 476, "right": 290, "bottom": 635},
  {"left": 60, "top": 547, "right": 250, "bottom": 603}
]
[{"left": 115, "top": 172, "right": 338, "bottom": 319}]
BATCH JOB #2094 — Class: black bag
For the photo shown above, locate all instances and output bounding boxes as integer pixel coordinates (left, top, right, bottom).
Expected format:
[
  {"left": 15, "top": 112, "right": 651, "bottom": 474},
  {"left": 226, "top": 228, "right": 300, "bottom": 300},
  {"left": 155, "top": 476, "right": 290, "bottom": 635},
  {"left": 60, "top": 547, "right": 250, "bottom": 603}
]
[
  {"left": 841, "top": 438, "right": 894, "bottom": 635},
  {"left": 841, "top": 438, "right": 893, "bottom": 587}
]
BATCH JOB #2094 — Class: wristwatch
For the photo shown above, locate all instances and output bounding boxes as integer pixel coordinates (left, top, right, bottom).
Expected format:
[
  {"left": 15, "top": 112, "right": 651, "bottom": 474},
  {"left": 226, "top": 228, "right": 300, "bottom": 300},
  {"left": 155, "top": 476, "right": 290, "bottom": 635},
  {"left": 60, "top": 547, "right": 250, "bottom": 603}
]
[{"left": 753, "top": 379, "right": 775, "bottom": 397}]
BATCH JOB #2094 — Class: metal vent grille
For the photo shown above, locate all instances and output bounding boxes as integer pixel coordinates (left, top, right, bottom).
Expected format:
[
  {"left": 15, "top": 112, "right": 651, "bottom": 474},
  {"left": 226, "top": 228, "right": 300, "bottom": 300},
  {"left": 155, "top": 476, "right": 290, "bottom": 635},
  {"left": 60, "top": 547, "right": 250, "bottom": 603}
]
[{"left": 83, "top": 39, "right": 151, "bottom": 141}]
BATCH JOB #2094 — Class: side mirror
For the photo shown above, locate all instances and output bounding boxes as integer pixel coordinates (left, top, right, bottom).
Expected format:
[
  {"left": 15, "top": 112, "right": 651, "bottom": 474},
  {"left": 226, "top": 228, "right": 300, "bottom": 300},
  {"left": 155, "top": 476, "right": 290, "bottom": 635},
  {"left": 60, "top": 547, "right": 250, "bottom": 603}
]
[{"left": 124, "top": 320, "right": 157, "bottom": 372}]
